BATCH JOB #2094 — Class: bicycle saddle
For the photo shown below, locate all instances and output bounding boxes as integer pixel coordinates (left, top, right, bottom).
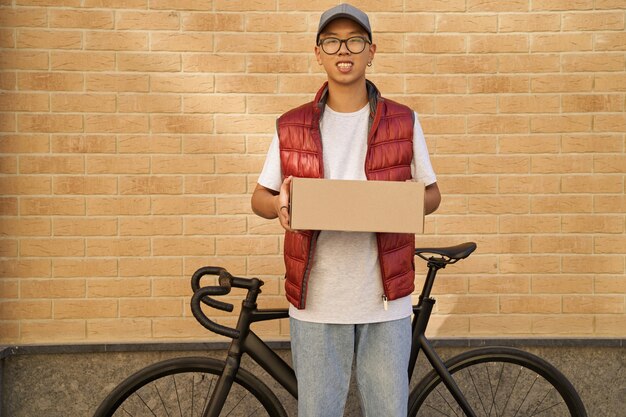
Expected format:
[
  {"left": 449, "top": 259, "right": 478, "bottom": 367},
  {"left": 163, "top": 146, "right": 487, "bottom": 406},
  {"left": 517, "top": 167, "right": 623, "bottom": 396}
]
[{"left": 414, "top": 242, "right": 477, "bottom": 263}]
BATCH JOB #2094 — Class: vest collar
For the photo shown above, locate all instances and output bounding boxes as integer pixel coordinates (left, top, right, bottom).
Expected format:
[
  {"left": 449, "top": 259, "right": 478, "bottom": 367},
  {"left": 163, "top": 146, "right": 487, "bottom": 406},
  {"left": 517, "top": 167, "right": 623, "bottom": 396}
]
[{"left": 313, "top": 79, "right": 381, "bottom": 121}]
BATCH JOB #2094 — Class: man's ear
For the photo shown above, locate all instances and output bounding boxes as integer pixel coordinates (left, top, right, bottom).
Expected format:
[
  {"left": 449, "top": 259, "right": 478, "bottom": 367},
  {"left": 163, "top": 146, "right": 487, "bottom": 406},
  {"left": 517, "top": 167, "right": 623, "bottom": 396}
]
[{"left": 314, "top": 45, "right": 323, "bottom": 65}]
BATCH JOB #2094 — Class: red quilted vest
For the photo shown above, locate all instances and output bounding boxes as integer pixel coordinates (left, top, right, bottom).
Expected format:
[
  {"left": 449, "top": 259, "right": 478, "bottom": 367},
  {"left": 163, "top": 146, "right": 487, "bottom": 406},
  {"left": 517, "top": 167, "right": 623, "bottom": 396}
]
[{"left": 278, "top": 80, "right": 416, "bottom": 309}]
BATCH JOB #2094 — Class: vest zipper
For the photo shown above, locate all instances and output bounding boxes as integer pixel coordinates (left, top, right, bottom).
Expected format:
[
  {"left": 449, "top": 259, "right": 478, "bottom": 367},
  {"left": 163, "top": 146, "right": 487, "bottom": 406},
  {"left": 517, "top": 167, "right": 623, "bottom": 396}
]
[{"left": 382, "top": 294, "right": 388, "bottom": 311}]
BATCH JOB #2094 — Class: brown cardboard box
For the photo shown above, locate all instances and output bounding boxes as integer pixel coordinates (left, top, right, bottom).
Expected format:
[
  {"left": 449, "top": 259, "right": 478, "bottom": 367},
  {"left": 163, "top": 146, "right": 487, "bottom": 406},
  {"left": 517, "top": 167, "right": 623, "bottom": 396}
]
[{"left": 289, "top": 177, "right": 424, "bottom": 233}]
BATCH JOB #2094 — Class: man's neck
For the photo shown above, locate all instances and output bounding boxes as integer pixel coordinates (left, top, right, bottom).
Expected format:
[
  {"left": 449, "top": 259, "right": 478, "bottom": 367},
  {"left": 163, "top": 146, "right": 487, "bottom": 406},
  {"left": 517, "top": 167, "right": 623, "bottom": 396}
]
[{"left": 325, "top": 80, "right": 369, "bottom": 113}]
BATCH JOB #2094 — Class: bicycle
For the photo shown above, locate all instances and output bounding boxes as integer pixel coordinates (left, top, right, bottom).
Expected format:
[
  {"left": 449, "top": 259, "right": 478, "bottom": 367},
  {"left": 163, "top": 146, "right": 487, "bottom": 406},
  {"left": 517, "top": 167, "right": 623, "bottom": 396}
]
[{"left": 93, "top": 242, "right": 588, "bottom": 417}]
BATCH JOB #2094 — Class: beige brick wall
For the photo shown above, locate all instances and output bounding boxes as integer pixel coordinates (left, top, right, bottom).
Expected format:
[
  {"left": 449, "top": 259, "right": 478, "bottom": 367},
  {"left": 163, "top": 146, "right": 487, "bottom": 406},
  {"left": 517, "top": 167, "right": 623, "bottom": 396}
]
[{"left": 0, "top": 1, "right": 624, "bottom": 344}]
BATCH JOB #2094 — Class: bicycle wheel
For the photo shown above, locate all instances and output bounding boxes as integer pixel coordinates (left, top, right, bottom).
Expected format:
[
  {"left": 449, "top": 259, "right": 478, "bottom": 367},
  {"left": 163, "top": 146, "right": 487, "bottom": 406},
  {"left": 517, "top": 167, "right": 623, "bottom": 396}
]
[
  {"left": 93, "top": 356, "right": 287, "bottom": 417},
  {"left": 409, "top": 346, "right": 587, "bottom": 417}
]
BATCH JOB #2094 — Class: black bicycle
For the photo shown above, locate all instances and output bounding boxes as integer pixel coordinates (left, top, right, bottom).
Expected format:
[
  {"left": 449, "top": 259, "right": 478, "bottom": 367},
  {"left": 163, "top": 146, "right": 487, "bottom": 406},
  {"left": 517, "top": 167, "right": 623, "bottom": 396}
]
[{"left": 93, "top": 242, "right": 587, "bottom": 417}]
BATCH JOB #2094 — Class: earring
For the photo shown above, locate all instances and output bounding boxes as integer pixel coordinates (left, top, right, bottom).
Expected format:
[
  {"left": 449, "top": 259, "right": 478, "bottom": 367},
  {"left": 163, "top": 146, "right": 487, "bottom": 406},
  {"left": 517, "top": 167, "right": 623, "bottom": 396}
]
[{"left": 367, "top": 62, "right": 372, "bottom": 67}]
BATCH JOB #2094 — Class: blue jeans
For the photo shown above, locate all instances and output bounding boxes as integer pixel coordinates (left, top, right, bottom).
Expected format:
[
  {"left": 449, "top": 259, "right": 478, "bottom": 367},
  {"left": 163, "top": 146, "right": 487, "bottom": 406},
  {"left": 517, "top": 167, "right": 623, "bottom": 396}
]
[{"left": 290, "top": 317, "right": 411, "bottom": 417}]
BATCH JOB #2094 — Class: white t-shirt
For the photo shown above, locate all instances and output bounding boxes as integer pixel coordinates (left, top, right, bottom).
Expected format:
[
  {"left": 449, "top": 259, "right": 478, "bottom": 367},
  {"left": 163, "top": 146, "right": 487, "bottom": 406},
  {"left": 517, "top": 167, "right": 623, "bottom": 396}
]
[{"left": 257, "top": 104, "right": 437, "bottom": 324}]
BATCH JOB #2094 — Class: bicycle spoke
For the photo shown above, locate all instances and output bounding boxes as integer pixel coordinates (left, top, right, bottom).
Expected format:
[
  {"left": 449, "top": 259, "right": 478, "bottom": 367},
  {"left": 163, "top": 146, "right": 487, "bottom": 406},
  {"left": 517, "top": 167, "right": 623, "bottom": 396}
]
[
  {"left": 468, "top": 366, "right": 489, "bottom": 416},
  {"left": 153, "top": 381, "right": 171, "bottom": 417},
  {"left": 512, "top": 373, "right": 539, "bottom": 417},
  {"left": 423, "top": 402, "right": 457, "bottom": 417},
  {"left": 435, "top": 386, "right": 461, "bottom": 417}
]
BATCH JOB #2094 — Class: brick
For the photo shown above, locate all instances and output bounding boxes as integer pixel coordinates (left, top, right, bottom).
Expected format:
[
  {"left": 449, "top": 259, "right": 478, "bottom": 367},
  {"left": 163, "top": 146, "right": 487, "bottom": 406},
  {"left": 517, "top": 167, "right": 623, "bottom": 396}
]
[
  {"left": 213, "top": 155, "right": 264, "bottom": 174},
  {"left": 150, "top": 0, "right": 212, "bottom": 10},
  {"left": 0, "top": 279, "right": 19, "bottom": 298},
  {"left": 182, "top": 12, "right": 242, "bottom": 31},
  {"left": 214, "top": 115, "right": 278, "bottom": 134},
  {"left": 246, "top": 95, "right": 308, "bottom": 114},
  {"left": 501, "top": 295, "right": 562, "bottom": 314},
  {"left": 87, "top": 319, "right": 152, "bottom": 341},
  {"left": 120, "top": 298, "right": 182, "bottom": 318},
  {"left": 55, "top": 299, "right": 117, "bottom": 319},
  {"left": 183, "top": 94, "right": 244, "bottom": 113},
  {"left": 532, "top": 235, "right": 592, "bottom": 254},
  {"left": 469, "top": 275, "right": 530, "bottom": 294},
  {"left": 501, "top": 255, "right": 561, "bottom": 274},
  {"left": 0, "top": 196, "right": 17, "bottom": 215},
  {"left": 406, "top": 76, "right": 466, "bottom": 94},
  {"left": 372, "top": 13, "right": 435, "bottom": 33},
  {"left": 498, "top": 175, "right": 560, "bottom": 194},
  {"left": 21, "top": 238, "right": 84, "bottom": 257},
  {"left": 594, "top": 195, "right": 626, "bottom": 214},
  {"left": 118, "top": 94, "right": 181, "bottom": 113},
  {"left": 278, "top": 74, "right": 326, "bottom": 93},
  {"left": 467, "top": 0, "right": 528, "bottom": 11},
  {"left": 562, "top": 134, "right": 623, "bottom": 153},
  {"left": 0, "top": 71, "right": 16, "bottom": 90},
  {"left": 0, "top": 176, "right": 51, "bottom": 195},
  {"left": 184, "top": 175, "right": 246, "bottom": 194},
  {"left": 468, "top": 75, "right": 529, "bottom": 93},
  {"left": 153, "top": 317, "right": 216, "bottom": 339},
  {"left": 595, "top": 33, "right": 626, "bottom": 51},
  {"left": 0, "top": 8, "right": 47, "bottom": 27},
  {"left": 469, "top": 195, "right": 530, "bottom": 214},
  {"left": 54, "top": 175, "right": 118, "bottom": 196},
  {"left": 0, "top": 92, "right": 48, "bottom": 112},
  {"left": 215, "top": 34, "right": 279, "bottom": 53},
  {"left": 88, "top": 277, "right": 150, "bottom": 298},
  {"left": 53, "top": 217, "right": 117, "bottom": 237},
  {"left": 406, "top": 34, "right": 466, "bottom": 53},
  {"left": 151, "top": 32, "right": 213, "bottom": 52},
  {"left": 0, "top": 156, "right": 17, "bottom": 174},
  {"left": 531, "top": 195, "right": 593, "bottom": 214},
  {"left": 216, "top": 236, "right": 278, "bottom": 256},
  {"left": 247, "top": 215, "right": 284, "bottom": 235},
  {"left": 499, "top": 135, "right": 561, "bottom": 154},
  {"left": 499, "top": 215, "right": 561, "bottom": 233},
  {"left": 468, "top": 115, "right": 529, "bottom": 134},
  {"left": 595, "top": 154, "right": 626, "bottom": 173},
  {"left": 247, "top": 54, "right": 308, "bottom": 74},
  {"left": 17, "top": 72, "right": 84, "bottom": 91},
  {"left": 86, "top": 73, "right": 149, "bottom": 92},
  {"left": 19, "top": 155, "right": 84, "bottom": 174},
  {"left": 469, "top": 34, "right": 529, "bottom": 53},
  {"left": 85, "top": 31, "right": 148, "bottom": 51},
  {"left": 18, "top": 114, "right": 82, "bottom": 133},
  {"left": 0, "top": 259, "right": 50, "bottom": 278},
  {"left": 16, "top": 0, "right": 80, "bottom": 4},
  {"left": 499, "top": 13, "right": 561, "bottom": 32},
  {"left": 561, "top": 174, "right": 623, "bottom": 193},
  {"left": 473, "top": 235, "right": 530, "bottom": 254},
  {"left": 436, "top": 14, "right": 497, "bottom": 32},
  {"left": 435, "top": 55, "right": 497, "bottom": 74},
  {"left": 21, "top": 321, "right": 86, "bottom": 343},
  {"left": 404, "top": 0, "right": 466, "bottom": 11},
  {"left": 532, "top": 0, "right": 593, "bottom": 10},
  {"left": 151, "top": 196, "right": 215, "bottom": 215},
  {"left": 86, "top": 237, "right": 150, "bottom": 257},
  {"left": 52, "top": 135, "right": 116, "bottom": 154},
  {"left": 435, "top": 215, "right": 498, "bottom": 234},
  {"left": 500, "top": 95, "right": 560, "bottom": 114},
  {"left": 185, "top": 216, "right": 247, "bottom": 235},
  {"left": 563, "top": 255, "right": 624, "bottom": 274},
  {"left": 0, "top": 239, "right": 17, "bottom": 257},
  {"left": 563, "top": 11, "right": 624, "bottom": 31},
  {"left": 434, "top": 136, "right": 496, "bottom": 154},
  {"left": 152, "top": 277, "right": 188, "bottom": 297},
  {"left": 533, "top": 315, "right": 594, "bottom": 334},
  {"left": 562, "top": 53, "right": 624, "bottom": 72},
  {"left": 51, "top": 93, "right": 116, "bottom": 113},
  {"left": 595, "top": 275, "right": 626, "bottom": 294},
  {"left": 51, "top": 51, "right": 115, "bottom": 71},
  {"left": 248, "top": 255, "right": 285, "bottom": 275},
  {"left": 531, "top": 33, "right": 593, "bottom": 52},
  {"left": 21, "top": 278, "right": 86, "bottom": 298},
  {"left": 0, "top": 217, "right": 50, "bottom": 236},
  {"left": 117, "top": 53, "right": 180, "bottom": 72},
  {"left": 0, "top": 134, "right": 49, "bottom": 153},
  {"left": 119, "top": 175, "right": 182, "bottom": 195},
  {"left": 151, "top": 155, "right": 214, "bottom": 174},
  {"left": 594, "top": 114, "right": 626, "bottom": 133},
  {"left": 563, "top": 94, "right": 624, "bottom": 113},
  {"left": 119, "top": 217, "right": 182, "bottom": 236},
  {"left": 470, "top": 315, "right": 533, "bottom": 335},
  {"left": 86, "top": 197, "right": 150, "bottom": 215},
  {"left": 595, "top": 236, "right": 626, "bottom": 255},
  {"left": 530, "top": 155, "right": 593, "bottom": 173},
  {"left": 153, "top": 237, "right": 214, "bottom": 256},
  {"left": 0, "top": 115, "right": 16, "bottom": 133},
  {"left": 530, "top": 115, "right": 592, "bottom": 133},
  {"left": 0, "top": 50, "right": 48, "bottom": 70},
  {"left": 246, "top": 12, "right": 307, "bottom": 32},
  {"left": 562, "top": 214, "right": 624, "bottom": 233},
  {"left": 17, "top": 29, "right": 81, "bottom": 49},
  {"left": 0, "top": 28, "right": 15, "bottom": 48},
  {"left": 151, "top": 74, "right": 214, "bottom": 93},
  {"left": 85, "top": 115, "right": 149, "bottom": 134},
  {"left": 49, "top": 9, "right": 113, "bottom": 29},
  {"left": 594, "top": 74, "right": 626, "bottom": 92},
  {"left": 596, "top": 316, "right": 626, "bottom": 336},
  {"left": 437, "top": 295, "right": 498, "bottom": 314},
  {"left": 183, "top": 53, "right": 246, "bottom": 73},
  {"left": 595, "top": 0, "right": 626, "bottom": 8},
  {"left": 119, "top": 257, "right": 182, "bottom": 277},
  {"left": 216, "top": 196, "right": 254, "bottom": 215},
  {"left": 151, "top": 115, "right": 214, "bottom": 134},
  {"left": 498, "top": 54, "right": 560, "bottom": 73},
  {"left": 118, "top": 135, "right": 181, "bottom": 154},
  {"left": 532, "top": 275, "right": 593, "bottom": 294},
  {"left": 215, "top": 75, "right": 277, "bottom": 94},
  {"left": 117, "top": 11, "right": 180, "bottom": 30},
  {"left": 82, "top": 0, "right": 147, "bottom": 7},
  {"left": 435, "top": 95, "right": 497, "bottom": 114}
]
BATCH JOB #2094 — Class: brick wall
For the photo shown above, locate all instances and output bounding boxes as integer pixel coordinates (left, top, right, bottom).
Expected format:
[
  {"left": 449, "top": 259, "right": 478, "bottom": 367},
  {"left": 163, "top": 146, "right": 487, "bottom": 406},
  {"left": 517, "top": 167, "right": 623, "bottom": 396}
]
[{"left": 0, "top": 0, "right": 624, "bottom": 344}]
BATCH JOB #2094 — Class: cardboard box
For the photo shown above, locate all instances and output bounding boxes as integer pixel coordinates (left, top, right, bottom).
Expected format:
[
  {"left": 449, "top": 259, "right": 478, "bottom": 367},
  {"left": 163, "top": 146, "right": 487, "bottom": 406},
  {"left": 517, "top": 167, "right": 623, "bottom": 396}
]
[{"left": 289, "top": 177, "right": 425, "bottom": 233}]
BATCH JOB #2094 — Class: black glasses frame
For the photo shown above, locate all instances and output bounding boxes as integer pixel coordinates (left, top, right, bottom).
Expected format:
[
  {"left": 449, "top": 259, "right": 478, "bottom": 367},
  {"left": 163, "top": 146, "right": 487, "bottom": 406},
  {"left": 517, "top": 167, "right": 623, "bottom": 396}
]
[{"left": 317, "top": 36, "right": 371, "bottom": 55}]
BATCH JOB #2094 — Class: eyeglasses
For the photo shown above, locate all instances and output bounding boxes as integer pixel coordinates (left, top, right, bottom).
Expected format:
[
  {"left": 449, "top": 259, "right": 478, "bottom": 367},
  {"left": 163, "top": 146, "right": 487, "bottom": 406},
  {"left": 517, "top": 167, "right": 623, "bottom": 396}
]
[{"left": 318, "top": 36, "right": 370, "bottom": 55}]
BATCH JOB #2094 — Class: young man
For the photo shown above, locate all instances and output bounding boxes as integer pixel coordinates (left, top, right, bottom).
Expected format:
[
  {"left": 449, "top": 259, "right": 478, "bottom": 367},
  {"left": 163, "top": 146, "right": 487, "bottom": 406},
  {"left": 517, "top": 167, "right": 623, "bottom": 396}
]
[{"left": 251, "top": 4, "right": 441, "bottom": 416}]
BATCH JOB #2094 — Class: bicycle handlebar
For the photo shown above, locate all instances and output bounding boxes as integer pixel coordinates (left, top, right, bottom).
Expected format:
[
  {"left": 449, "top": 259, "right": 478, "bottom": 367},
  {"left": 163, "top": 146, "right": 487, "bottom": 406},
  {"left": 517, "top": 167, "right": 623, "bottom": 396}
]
[{"left": 190, "top": 266, "right": 241, "bottom": 339}]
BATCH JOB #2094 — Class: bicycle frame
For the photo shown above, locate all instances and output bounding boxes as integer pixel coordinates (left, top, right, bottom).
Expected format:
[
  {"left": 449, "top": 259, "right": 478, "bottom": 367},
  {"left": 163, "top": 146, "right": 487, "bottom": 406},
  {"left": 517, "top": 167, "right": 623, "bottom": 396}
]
[{"left": 201, "top": 256, "right": 479, "bottom": 417}]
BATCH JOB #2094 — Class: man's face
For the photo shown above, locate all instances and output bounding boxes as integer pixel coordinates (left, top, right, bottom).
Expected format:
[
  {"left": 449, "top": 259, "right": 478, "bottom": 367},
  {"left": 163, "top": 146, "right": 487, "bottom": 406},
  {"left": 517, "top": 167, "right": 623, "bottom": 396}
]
[{"left": 315, "top": 18, "right": 376, "bottom": 88}]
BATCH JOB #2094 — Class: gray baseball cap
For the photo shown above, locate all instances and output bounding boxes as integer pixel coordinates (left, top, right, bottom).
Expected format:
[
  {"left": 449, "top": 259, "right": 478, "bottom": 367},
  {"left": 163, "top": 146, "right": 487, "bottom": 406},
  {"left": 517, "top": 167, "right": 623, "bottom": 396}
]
[{"left": 316, "top": 3, "right": 372, "bottom": 44}]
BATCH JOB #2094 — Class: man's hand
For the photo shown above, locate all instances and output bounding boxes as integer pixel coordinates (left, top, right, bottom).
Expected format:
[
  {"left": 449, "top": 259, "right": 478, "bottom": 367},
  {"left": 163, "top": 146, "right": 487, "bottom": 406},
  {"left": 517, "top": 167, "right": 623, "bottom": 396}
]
[{"left": 251, "top": 176, "right": 294, "bottom": 231}]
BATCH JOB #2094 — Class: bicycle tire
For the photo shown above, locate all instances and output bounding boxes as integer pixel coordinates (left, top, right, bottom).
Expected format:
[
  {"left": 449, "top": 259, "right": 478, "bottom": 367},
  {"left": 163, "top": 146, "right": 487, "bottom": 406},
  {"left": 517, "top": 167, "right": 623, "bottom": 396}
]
[
  {"left": 408, "top": 346, "right": 587, "bottom": 417},
  {"left": 93, "top": 356, "right": 288, "bottom": 417}
]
